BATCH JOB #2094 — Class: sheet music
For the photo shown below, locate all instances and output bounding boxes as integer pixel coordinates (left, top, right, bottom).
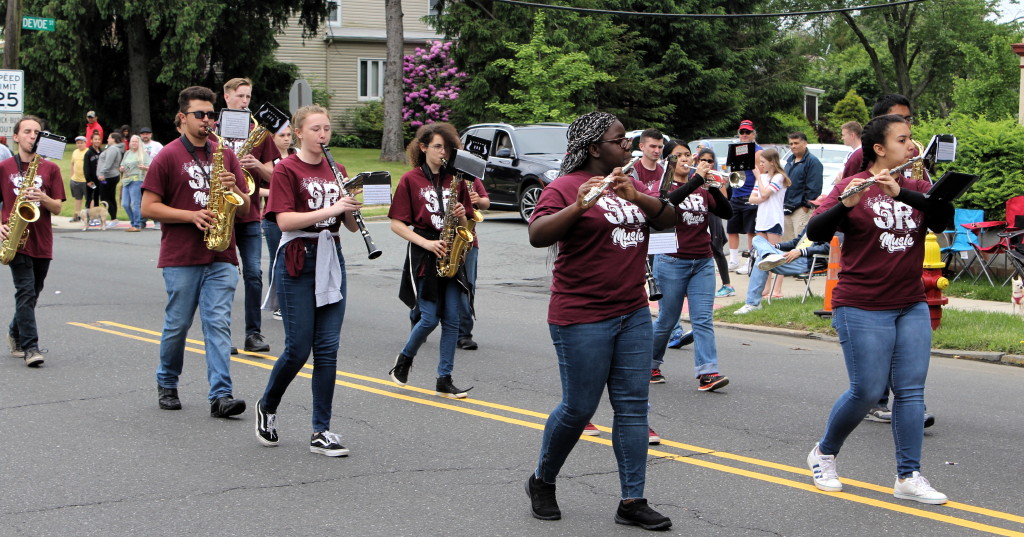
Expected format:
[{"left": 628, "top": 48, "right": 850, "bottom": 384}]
[
  {"left": 362, "top": 184, "right": 392, "bottom": 205},
  {"left": 936, "top": 137, "right": 956, "bottom": 162},
  {"left": 36, "top": 135, "right": 66, "bottom": 160},
  {"left": 648, "top": 231, "right": 678, "bottom": 255},
  {"left": 218, "top": 109, "right": 251, "bottom": 140}
]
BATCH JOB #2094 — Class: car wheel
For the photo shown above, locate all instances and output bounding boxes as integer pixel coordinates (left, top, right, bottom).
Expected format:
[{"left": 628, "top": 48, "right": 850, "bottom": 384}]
[{"left": 519, "top": 183, "right": 543, "bottom": 222}]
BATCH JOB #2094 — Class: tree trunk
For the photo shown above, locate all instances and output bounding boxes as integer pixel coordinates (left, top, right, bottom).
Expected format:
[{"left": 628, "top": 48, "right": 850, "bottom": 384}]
[
  {"left": 381, "top": 0, "right": 405, "bottom": 162},
  {"left": 4, "top": 0, "right": 21, "bottom": 69},
  {"left": 125, "top": 13, "right": 151, "bottom": 133}
]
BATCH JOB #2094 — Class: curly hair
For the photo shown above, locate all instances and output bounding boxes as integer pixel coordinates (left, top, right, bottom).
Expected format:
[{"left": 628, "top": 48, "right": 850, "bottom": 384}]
[{"left": 406, "top": 122, "right": 462, "bottom": 167}]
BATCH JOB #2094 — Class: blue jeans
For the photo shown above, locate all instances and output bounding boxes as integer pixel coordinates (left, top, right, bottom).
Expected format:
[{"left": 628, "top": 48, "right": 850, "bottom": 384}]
[
  {"left": 121, "top": 181, "right": 143, "bottom": 228},
  {"left": 8, "top": 254, "right": 50, "bottom": 351},
  {"left": 236, "top": 221, "right": 263, "bottom": 336},
  {"left": 536, "top": 307, "right": 651, "bottom": 500},
  {"left": 402, "top": 277, "right": 461, "bottom": 377},
  {"left": 157, "top": 263, "right": 239, "bottom": 401},
  {"left": 651, "top": 255, "right": 719, "bottom": 377},
  {"left": 818, "top": 302, "right": 931, "bottom": 477},
  {"left": 745, "top": 236, "right": 811, "bottom": 307},
  {"left": 459, "top": 246, "right": 479, "bottom": 339},
  {"left": 261, "top": 246, "right": 346, "bottom": 432},
  {"left": 262, "top": 218, "right": 282, "bottom": 288}
]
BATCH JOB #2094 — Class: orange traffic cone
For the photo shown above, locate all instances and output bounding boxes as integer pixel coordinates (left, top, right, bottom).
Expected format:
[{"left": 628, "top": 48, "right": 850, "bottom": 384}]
[{"left": 814, "top": 236, "right": 841, "bottom": 318}]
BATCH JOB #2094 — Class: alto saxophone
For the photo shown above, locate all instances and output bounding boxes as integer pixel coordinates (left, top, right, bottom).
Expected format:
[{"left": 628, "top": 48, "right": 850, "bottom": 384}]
[
  {"left": 0, "top": 154, "right": 42, "bottom": 265},
  {"left": 464, "top": 175, "right": 484, "bottom": 235},
  {"left": 203, "top": 131, "right": 245, "bottom": 252},
  {"left": 436, "top": 162, "right": 474, "bottom": 278},
  {"left": 234, "top": 116, "right": 266, "bottom": 196}
]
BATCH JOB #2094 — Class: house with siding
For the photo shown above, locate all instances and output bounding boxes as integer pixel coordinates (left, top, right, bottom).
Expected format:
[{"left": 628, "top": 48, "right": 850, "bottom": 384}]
[{"left": 273, "top": 0, "right": 445, "bottom": 132}]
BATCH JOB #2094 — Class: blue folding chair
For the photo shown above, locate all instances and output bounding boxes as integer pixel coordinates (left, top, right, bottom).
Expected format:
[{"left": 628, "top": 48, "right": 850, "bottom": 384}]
[{"left": 941, "top": 208, "right": 983, "bottom": 282}]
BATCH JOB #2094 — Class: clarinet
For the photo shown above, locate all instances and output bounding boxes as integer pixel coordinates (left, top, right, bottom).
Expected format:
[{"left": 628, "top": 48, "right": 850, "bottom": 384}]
[
  {"left": 645, "top": 259, "right": 662, "bottom": 301},
  {"left": 320, "top": 143, "right": 383, "bottom": 260}
]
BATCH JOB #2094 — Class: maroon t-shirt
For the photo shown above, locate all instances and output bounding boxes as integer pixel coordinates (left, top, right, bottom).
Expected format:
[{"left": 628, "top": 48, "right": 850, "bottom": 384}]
[
  {"left": 530, "top": 170, "right": 652, "bottom": 326},
  {"left": 221, "top": 132, "right": 281, "bottom": 223},
  {"left": 265, "top": 154, "right": 348, "bottom": 233},
  {"left": 387, "top": 166, "right": 472, "bottom": 234},
  {"left": 814, "top": 170, "right": 931, "bottom": 310},
  {"left": 0, "top": 157, "right": 65, "bottom": 259},
  {"left": 632, "top": 161, "right": 665, "bottom": 192},
  {"left": 467, "top": 176, "right": 486, "bottom": 248},
  {"left": 666, "top": 181, "right": 715, "bottom": 259},
  {"left": 141, "top": 137, "right": 244, "bottom": 268}
]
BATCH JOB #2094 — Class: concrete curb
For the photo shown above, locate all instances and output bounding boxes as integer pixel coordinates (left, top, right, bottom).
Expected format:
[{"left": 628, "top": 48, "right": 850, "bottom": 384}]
[{"left": 711, "top": 320, "right": 1023, "bottom": 368}]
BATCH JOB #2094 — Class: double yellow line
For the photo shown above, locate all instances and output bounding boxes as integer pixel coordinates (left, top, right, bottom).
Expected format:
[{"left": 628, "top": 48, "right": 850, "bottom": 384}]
[{"left": 70, "top": 320, "right": 1024, "bottom": 536}]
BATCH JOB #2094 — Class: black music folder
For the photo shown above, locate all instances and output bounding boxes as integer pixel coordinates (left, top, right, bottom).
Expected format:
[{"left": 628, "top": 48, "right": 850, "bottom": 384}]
[
  {"left": 727, "top": 142, "right": 756, "bottom": 171},
  {"left": 925, "top": 171, "right": 979, "bottom": 202}
]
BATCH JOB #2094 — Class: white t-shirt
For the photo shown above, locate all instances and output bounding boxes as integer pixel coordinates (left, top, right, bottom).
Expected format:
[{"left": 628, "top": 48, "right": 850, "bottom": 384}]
[
  {"left": 753, "top": 172, "right": 787, "bottom": 232},
  {"left": 143, "top": 140, "right": 164, "bottom": 158}
]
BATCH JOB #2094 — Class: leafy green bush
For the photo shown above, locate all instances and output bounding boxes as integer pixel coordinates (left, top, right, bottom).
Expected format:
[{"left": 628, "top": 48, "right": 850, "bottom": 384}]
[
  {"left": 351, "top": 101, "right": 385, "bottom": 148},
  {"left": 331, "top": 133, "right": 366, "bottom": 148},
  {"left": 914, "top": 113, "right": 1024, "bottom": 221},
  {"left": 828, "top": 89, "right": 870, "bottom": 129},
  {"left": 767, "top": 111, "right": 819, "bottom": 143}
]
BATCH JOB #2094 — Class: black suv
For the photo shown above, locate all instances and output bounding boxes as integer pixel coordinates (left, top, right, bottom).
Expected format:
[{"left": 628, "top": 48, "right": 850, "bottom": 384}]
[{"left": 459, "top": 123, "right": 567, "bottom": 222}]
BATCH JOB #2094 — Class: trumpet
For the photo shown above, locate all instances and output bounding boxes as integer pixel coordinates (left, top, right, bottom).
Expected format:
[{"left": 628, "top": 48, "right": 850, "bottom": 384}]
[
  {"left": 837, "top": 156, "right": 922, "bottom": 201},
  {"left": 582, "top": 156, "right": 641, "bottom": 204},
  {"left": 682, "top": 165, "right": 744, "bottom": 189}
]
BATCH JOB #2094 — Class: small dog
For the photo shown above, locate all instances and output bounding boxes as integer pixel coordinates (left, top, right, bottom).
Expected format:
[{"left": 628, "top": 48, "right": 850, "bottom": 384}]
[
  {"left": 78, "top": 201, "right": 109, "bottom": 231},
  {"left": 1012, "top": 276, "right": 1024, "bottom": 317}
]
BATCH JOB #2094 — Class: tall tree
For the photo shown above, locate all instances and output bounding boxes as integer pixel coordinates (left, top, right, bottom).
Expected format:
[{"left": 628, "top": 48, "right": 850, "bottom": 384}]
[{"left": 381, "top": 0, "right": 405, "bottom": 161}]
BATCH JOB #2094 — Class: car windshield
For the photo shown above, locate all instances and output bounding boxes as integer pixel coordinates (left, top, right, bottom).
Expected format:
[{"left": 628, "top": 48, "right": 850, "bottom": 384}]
[
  {"left": 820, "top": 149, "right": 852, "bottom": 164},
  {"left": 515, "top": 128, "right": 568, "bottom": 155}
]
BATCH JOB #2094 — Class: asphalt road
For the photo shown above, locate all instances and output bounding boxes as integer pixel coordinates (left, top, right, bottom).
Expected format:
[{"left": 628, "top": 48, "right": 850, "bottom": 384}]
[{"left": 1, "top": 213, "right": 1022, "bottom": 537}]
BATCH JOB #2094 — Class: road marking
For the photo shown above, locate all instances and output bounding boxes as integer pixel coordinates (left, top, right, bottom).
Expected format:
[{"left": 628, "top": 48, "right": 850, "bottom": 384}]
[{"left": 73, "top": 320, "right": 1024, "bottom": 536}]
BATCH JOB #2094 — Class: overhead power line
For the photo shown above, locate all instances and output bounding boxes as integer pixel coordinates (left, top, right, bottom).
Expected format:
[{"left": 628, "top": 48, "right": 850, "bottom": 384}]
[{"left": 491, "top": 0, "right": 929, "bottom": 19}]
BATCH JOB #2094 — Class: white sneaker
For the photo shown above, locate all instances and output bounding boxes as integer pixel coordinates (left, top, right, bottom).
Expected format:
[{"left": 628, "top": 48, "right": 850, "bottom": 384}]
[
  {"left": 894, "top": 472, "right": 948, "bottom": 504},
  {"left": 807, "top": 443, "right": 842, "bottom": 492},
  {"left": 757, "top": 253, "right": 787, "bottom": 271},
  {"left": 735, "top": 264, "right": 750, "bottom": 275},
  {"left": 727, "top": 261, "right": 739, "bottom": 271},
  {"left": 106, "top": 221, "right": 119, "bottom": 229},
  {"left": 734, "top": 303, "right": 762, "bottom": 315}
]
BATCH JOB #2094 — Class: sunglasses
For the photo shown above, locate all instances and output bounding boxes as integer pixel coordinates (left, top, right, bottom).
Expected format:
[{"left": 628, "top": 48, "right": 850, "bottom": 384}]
[
  {"left": 738, "top": 129, "right": 753, "bottom": 135},
  {"left": 185, "top": 110, "right": 218, "bottom": 120},
  {"left": 699, "top": 158, "right": 715, "bottom": 163}
]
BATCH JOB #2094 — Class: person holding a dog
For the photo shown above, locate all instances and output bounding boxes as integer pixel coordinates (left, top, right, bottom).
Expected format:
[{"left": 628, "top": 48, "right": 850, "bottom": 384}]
[{"left": 2, "top": 115, "right": 66, "bottom": 367}]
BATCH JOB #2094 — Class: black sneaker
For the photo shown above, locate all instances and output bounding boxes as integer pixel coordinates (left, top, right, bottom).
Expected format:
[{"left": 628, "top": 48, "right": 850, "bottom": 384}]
[
  {"left": 210, "top": 396, "right": 246, "bottom": 418},
  {"left": 924, "top": 412, "right": 935, "bottom": 428},
  {"left": 526, "top": 474, "right": 561, "bottom": 520},
  {"left": 158, "top": 386, "right": 181, "bottom": 410},
  {"left": 244, "top": 333, "right": 270, "bottom": 353},
  {"left": 255, "top": 401, "right": 279, "bottom": 447},
  {"left": 614, "top": 499, "right": 672, "bottom": 531},
  {"left": 389, "top": 353, "right": 414, "bottom": 386},
  {"left": 310, "top": 431, "right": 349, "bottom": 457},
  {"left": 698, "top": 373, "right": 729, "bottom": 392},
  {"left": 8, "top": 334, "right": 24, "bottom": 358},
  {"left": 677, "top": 330, "right": 694, "bottom": 347},
  {"left": 457, "top": 337, "right": 478, "bottom": 350},
  {"left": 23, "top": 348, "right": 44, "bottom": 367},
  {"left": 435, "top": 375, "right": 472, "bottom": 399},
  {"left": 272, "top": 309, "right": 283, "bottom": 321}
]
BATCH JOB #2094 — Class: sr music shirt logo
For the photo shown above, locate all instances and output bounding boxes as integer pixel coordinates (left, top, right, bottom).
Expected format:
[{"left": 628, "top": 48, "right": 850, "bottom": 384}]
[
  {"left": 182, "top": 161, "right": 212, "bottom": 208},
  {"left": 867, "top": 194, "right": 920, "bottom": 253},
  {"left": 598, "top": 195, "right": 646, "bottom": 249},
  {"left": 302, "top": 177, "right": 340, "bottom": 228},
  {"left": 676, "top": 193, "right": 707, "bottom": 226}
]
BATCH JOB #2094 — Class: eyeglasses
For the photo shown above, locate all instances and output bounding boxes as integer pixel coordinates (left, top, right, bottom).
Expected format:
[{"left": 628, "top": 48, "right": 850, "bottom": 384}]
[
  {"left": 426, "top": 143, "right": 446, "bottom": 151},
  {"left": 185, "top": 110, "right": 218, "bottom": 120},
  {"left": 699, "top": 158, "right": 715, "bottom": 163},
  {"left": 595, "top": 136, "right": 631, "bottom": 150},
  {"left": 738, "top": 129, "right": 753, "bottom": 135},
  {"left": 901, "top": 115, "right": 914, "bottom": 122}
]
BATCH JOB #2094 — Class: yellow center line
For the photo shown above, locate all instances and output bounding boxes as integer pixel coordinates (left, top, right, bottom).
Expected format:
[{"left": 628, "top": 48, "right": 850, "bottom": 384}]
[{"left": 76, "top": 321, "right": 1024, "bottom": 535}]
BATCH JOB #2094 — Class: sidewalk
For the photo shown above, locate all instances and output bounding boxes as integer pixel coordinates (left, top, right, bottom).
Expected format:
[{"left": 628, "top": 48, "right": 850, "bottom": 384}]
[{"left": 52, "top": 215, "right": 159, "bottom": 232}]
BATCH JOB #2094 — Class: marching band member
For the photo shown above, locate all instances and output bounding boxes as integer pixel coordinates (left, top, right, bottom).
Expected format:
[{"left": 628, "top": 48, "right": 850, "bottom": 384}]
[
  {"left": 524, "top": 111, "right": 675, "bottom": 530},
  {"left": 141, "top": 86, "right": 249, "bottom": 417},
  {"left": 254, "top": 105, "right": 360, "bottom": 457},
  {"left": 804, "top": 114, "right": 953, "bottom": 504},
  {"left": 387, "top": 122, "right": 474, "bottom": 399},
  {"left": 651, "top": 143, "right": 733, "bottom": 391},
  {"left": 2, "top": 116, "right": 65, "bottom": 367}
]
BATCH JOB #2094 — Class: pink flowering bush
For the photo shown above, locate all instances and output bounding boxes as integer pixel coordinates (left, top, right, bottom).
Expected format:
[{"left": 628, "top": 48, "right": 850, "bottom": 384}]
[{"left": 403, "top": 40, "right": 466, "bottom": 127}]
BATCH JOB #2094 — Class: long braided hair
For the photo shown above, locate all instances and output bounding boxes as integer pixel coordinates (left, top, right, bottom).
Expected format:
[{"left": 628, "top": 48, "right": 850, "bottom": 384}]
[{"left": 559, "top": 111, "right": 617, "bottom": 176}]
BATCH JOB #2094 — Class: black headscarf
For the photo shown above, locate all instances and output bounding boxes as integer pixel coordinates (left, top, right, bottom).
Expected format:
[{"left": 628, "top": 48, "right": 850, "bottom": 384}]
[{"left": 559, "top": 111, "right": 617, "bottom": 176}]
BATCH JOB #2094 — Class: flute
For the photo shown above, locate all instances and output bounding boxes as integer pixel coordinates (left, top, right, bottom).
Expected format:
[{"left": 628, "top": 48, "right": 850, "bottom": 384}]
[
  {"left": 582, "top": 156, "right": 641, "bottom": 204},
  {"left": 838, "top": 156, "right": 922, "bottom": 201}
]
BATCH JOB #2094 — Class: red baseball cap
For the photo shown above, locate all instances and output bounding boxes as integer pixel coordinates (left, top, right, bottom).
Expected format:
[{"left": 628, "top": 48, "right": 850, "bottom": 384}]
[{"left": 738, "top": 120, "right": 755, "bottom": 131}]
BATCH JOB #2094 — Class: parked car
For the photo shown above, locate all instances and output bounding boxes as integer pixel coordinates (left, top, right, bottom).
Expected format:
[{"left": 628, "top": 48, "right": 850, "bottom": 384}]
[
  {"left": 789, "top": 144, "right": 855, "bottom": 190},
  {"left": 688, "top": 138, "right": 736, "bottom": 173},
  {"left": 459, "top": 123, "right": 568, "bottom": 222}
]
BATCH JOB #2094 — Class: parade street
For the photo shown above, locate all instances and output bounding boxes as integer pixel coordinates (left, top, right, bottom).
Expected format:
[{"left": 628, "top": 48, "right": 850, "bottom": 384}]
[{"left": 1, "top": 213, "right": 1022, "bottom": 537}]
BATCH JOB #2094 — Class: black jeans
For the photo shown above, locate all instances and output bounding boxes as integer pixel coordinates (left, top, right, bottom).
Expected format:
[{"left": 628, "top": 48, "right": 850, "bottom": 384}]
[
  {"left": 85, "top": 183, "right": 102, "bottom": 209},
  {"left": 8, "top": 253, "right": 50, "bottom": 351},
  {"left": 100, "top": 177, "right": 120, "bottom": 219}
]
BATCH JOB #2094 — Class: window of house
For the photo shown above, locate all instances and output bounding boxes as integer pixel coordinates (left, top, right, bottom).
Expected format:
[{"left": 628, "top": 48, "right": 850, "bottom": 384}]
[
  {"left": 359, "top": 59, "right": 386, "bottom": 100},
  {"left": 327, "top": 0, "right": 341, "bottom": 25},
  {"left": 428, "top": 0, "right": 441, "bottom": 16}
]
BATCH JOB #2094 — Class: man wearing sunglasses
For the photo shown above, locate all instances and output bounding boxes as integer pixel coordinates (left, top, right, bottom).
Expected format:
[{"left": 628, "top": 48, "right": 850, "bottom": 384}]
[
  {"left": 726, "top": 120, "right": 763, "bottom": 274},
  {"left": 220, "top": 78, "right": 280, "bottom": 356},
  {"left": 142, "top": 85, "right": 251, "bottom": 418}
]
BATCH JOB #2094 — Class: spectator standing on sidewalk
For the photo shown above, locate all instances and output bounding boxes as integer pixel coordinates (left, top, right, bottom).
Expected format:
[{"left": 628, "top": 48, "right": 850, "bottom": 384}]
[
  {"left": 140, "top": 127, "right": 163, "bottom": 158},
  {"left": 119, "top": 135, "right": 150, "bottom": 232},
  {"left": 69, "top": 136, "right": 89, "bottom": 221},
  {"left": 85, "top": 110, "right": 103, "bottom": 143},
  {"left": 725, "top": 120, "right": 763, "bottom": 275},
  {"left": 97, "top": 132, "right": 124, "bottom": 226},
  {"left": 782, "top": 132, "right": 823, "bottom": 241}
]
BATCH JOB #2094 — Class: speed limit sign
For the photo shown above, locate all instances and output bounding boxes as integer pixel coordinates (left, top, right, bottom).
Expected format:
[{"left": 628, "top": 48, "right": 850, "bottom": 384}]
[{"left": 0, "top": 70, "right": 24, "bottom": 113}]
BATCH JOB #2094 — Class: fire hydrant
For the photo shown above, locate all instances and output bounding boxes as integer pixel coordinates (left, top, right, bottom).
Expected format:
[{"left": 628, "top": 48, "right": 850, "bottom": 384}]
[{"left": 922, "top": 232, "right": 948, "bottom": 330}]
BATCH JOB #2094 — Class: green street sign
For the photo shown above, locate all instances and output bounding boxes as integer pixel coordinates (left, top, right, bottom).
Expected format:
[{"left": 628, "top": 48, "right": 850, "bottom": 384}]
[{"left": 22, "top": 16, "right": 55, "bottom": 32}]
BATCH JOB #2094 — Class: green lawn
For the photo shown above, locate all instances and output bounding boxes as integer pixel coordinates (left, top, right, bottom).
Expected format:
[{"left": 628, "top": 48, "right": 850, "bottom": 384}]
[
  {"left": 50, "top": 147, "right": 409, "bottom": 219},
  {"left": 715, "top": 297, "right": 1024, "bottom": 354}
]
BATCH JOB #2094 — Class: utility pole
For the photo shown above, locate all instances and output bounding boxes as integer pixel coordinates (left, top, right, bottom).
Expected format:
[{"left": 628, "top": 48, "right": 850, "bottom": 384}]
[{"left": 3, "top": 0, "right": 21, "bottom": 69}]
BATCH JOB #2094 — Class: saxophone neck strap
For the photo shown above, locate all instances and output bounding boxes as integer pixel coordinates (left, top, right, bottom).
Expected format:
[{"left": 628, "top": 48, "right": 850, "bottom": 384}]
[
  {"left": 13, "top": 154, "right": 36, "bottom": 187},
  {"left": 422, "top": 163, "right": 448, "bottom": 217},
  {"left": 179, "top": 135, "right": 213, "bottom": 186}
]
